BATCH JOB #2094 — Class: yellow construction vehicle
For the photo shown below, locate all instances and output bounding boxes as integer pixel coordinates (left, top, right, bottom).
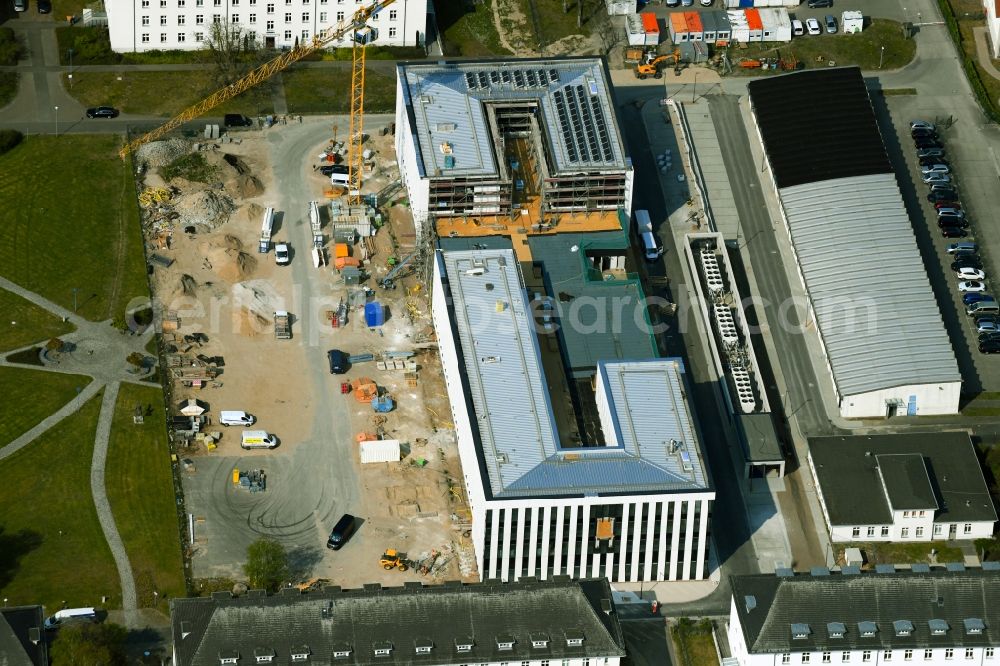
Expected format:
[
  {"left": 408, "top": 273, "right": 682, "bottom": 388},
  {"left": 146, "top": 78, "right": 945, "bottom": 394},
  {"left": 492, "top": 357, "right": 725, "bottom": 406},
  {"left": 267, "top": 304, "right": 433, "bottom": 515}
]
[
  {"left": 634, "top": 49, "right": 682, "bottom": 80},
  {"left": 118, "top": 0, "right": 394, "bottom": 165},
  {"left": 380, "top": 549, "right": 409, "bottom": 571}
]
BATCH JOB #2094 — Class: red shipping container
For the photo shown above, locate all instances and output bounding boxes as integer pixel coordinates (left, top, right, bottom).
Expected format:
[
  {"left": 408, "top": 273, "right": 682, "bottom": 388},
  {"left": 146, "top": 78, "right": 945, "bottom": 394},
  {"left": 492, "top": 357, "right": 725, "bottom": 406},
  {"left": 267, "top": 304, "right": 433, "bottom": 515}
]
[
  {"left": 641, "top": 12, "right": 659, "bottom": 34},
  {"left": 745, "top": 8, "right": 763, "bottom": 31},
  {"left": 685, "top": 11, "right": 703, "bottom": 33}
]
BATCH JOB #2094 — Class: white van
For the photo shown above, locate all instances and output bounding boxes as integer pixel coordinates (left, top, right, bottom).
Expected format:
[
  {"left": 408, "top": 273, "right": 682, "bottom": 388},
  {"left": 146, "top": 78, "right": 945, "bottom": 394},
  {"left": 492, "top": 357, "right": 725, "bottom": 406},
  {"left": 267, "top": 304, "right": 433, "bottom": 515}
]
[
  {"left": 241, "top": 430, "right": 278, "bottom": 449},
  {"left": 44, "top": 608, "right": 97, "bottom": 630},
  {"left": 219, "top": 410, "right": 255, "bottom": 426},
  {"left": 791, "top": 19, "right": 804, "bottom": 36},
  {"left": 635, "top": 209, "right": 664, "bottom": 262}
]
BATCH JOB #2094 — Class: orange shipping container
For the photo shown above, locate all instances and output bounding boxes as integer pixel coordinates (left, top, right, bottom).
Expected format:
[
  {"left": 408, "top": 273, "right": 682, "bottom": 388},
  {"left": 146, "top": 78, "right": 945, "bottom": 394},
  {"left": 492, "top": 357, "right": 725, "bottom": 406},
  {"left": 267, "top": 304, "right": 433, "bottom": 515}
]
[
  {"left": 641, "top": 12, "right": 659, "bottom": 34},
  {"left": 334, "top": 243, "right": 350, "bottom": 258},
  {"left": 685, "top": 11, "right": 703, "bottom": 33},
  {"left": 669, "top": 12, "right": 686, "bottom": 35},
  {"left": 335, "top": 257, "right": 361, "bottom": 270},
  {"left": 745, "top": 8, "right": 763, "bottom": 31}
]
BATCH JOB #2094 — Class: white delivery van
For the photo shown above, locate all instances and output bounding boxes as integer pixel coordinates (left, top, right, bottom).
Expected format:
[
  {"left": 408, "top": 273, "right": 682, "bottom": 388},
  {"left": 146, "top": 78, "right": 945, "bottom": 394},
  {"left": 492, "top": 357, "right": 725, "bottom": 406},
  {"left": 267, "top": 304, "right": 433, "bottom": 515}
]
[
  {"left": 791, "top": 19, "right": 804, "bottom": 36},
  {"left": 44, "top": 608, "right": 97, "bottom": 630},
  {"left": 241, "top": 430, "right": 278, "bottom": 449},
  {"left": 635, "top": 209, "right": 663, "bottom": 262},
  {"left": 219, "top": 410, "right": 255, "bottom": 426}
]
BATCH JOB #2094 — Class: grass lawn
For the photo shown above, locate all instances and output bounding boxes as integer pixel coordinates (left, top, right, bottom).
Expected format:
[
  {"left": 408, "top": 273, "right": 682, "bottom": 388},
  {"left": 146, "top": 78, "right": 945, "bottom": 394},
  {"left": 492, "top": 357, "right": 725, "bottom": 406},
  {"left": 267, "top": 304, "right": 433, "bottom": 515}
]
[
  {"left": 516, "top": 0, "right": 596, "bottom": 48},
  {"left": 726, "top": 19, "right": 916, "bottom": 74},
  {"left": 283, "top": 67, "right": 396, "bottom": 114},
  {"left": 106, "top": 384, "right": 186, "bottom": 609},
  {"left": 0, "top": 367, "right": 90, "bottom": 445},
  {"left": 671, "top": 619, "right": 717, "bottom": 666},
  {"left": 436, "top": 0, "right": 511, "bottom": 56},
  {"left": 0, "top": 390, "right": 122, "bottom": 612},
  {"left": 0, "top": 135, "right": 147, "bottom": 322},
  {"left": 842, "top": 541, "right": 965, "bottom": 566},
  {"left": 0, "top": 72, "right": 16, "bottom": 109},
  {"left": 64, "top": 71, "right": 274, "bottom": 117},
  {"left": 0, "top": 288, "right": 74, "bottom": 353}
]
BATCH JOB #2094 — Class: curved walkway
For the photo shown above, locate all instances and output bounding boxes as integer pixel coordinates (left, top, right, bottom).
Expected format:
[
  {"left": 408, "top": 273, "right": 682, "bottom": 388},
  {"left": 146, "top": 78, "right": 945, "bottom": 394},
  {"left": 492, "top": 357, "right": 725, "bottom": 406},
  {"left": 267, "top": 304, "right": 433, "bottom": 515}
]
[
  {"left": 973, "top": 26, "right": 1000, "bottom": 81},
  {"left": 0, "top": 278, "right": 156, "bottom": 628}
]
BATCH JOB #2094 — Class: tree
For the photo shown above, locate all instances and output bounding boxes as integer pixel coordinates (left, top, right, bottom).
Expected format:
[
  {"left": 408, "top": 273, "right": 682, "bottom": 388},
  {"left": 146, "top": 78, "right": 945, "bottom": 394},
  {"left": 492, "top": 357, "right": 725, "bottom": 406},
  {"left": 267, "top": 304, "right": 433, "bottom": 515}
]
[
  {"left": 595, "top": 11, "right": 623, "bottom": 56},
  {"left": 243, "top": 538, "right": 288, "bottom": 592},
  {"left": 50, "top": 622, "right": 128, "bottom": 666},
  {"left": 204, "top": 21, "right": 262, "bottom": 88}
]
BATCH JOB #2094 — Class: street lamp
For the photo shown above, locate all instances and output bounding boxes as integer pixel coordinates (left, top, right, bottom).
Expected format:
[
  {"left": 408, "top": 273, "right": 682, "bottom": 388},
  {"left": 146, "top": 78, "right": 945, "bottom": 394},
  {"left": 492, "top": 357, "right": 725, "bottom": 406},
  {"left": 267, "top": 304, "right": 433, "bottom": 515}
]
[
  {"left": 54, "top": 106, "right": 59, "bottom": 136},
  {"left": 67, "top": 48, "right": 74, "bottom": 89},
  {"left": 879, "top": 45, "right": 885, "bottom": 69}
]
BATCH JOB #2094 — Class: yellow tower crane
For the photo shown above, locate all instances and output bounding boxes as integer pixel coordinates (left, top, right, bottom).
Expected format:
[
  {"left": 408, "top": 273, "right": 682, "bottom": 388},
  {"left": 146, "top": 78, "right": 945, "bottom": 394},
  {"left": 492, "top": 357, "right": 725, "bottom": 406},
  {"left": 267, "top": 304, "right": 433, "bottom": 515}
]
[{"left": 117, "top": 0, "right": 395, "bottom": 176}]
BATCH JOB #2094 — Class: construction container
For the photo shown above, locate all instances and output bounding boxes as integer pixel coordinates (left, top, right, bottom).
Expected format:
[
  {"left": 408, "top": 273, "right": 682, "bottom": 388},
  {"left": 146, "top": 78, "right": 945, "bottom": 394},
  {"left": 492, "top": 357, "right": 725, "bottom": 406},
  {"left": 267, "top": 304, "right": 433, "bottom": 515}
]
[
  {"left": 334, "top": 243, "right": 350, "bottom": 258},
  {"left": 359, "top": 439, "right": 402, "bottom": 464},
  {"left": 625, "top": 13, "right": 646, "bottom": 46},
  {"left": 372, "top": 395, "right": 394, "bottom": 413},
  {"left": 334, "top": 256, "right": 361, "bottom": 270},
  {"left": 700, "top": 10, "right": 733, "bottom": 44},
  {"left": 605, "top": 0, "right": 633, "bottom": 15},
  {"left": 669, "top": 12, "right": 689, "bottom": 42},
  {"left": 842, "top": 10, "right": 863, "bottom": 34},
  {"left": 640, "top": 12, "right": 660, "bottom": 45},
  {"left": 364, "top": 302, "right": 385, "bottom": 327},
  {"left": 757, "top": 8, "right": 791, "bottom": 41},
  {"left": 745, "top": 9, "right": 763, "bottom": 41},
  {"left": 727, "top": 10, "right": 749, "bottom": 42}
]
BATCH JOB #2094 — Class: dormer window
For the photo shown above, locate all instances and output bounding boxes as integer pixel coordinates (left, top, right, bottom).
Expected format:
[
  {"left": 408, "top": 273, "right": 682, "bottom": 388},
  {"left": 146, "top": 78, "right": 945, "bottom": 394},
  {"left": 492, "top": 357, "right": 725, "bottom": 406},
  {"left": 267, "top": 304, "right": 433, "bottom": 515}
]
[
  {"left": 373, "top": 642, "right": 394, "bottom": 657},
  {"left": 858, "top": 622, "right": 878, "bottom": 638},
  {"left": 894, "top": 621, "right": 914, "bottom": 637},
  {"left": 290, "top": 646, "right": 310, "bottom": 662},
  {"left": 456, "top": 636, "right": 475, "bottom": 653},
  {"left": 567, "top": 638, "right": 584, "bottom": 647},
  {"left": 219, "top": 651, "right": 240, "bottom": 665},
  {"left": 333, "top": 652, "right": 351, "bottom": 659},
  {"left": 929, "top": 620, "right": 949, "bottom": 636},
  {"left": 964, "top": 619, "right": 985, "bottom": 635},
  {"left": 256, "top": 656, "right": 274, "bottom": 664},
  {"left": 457, "top": 644, "right": 473, "bottom": 653},
  {"left": 416, "top": 646, "right": 432, "bottom": 654},
  {"left": 792, "top": 624, "right": 811, "bottom": 640},
  {"left": 415, "top": 639, "right": 434, "bottom": 655},
  {"left": 496, "top": 634, "right": 516, "bottom": 651},
  {"left": 827, "top": 623, "right": 846, "bottom": 639},
  {"left": 531, "top": 633, "right": 550, "bottom": 649}
]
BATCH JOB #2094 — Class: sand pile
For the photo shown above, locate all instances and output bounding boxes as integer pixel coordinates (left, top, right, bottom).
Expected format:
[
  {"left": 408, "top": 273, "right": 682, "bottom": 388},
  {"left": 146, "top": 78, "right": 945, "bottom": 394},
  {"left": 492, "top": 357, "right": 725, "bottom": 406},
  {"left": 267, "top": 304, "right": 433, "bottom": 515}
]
[
  {"left": 200, "top": 235, "right": 257, "bottom": 283},
  {"left": 174, "top": 189, "right": 235, "bottom": 230},
  {"left": 225, "top": 174, "right": 264, "bottom": 199},
  {"left": 136, "top": 139, "right": 190, "bottom": 169},
  {"left": 231, "top": 280, "right": 283, "bottom": 336},
  {"left": 238, "top": 202, "right": 265, "bottom": 227}
]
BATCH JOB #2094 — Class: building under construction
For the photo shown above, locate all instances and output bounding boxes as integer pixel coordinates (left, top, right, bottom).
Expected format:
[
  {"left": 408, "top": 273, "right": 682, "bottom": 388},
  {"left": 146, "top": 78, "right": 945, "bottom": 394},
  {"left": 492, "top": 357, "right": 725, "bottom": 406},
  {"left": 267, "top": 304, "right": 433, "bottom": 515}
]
[{"left": 394, "top": 57, "right": 634, "bottom": 241}]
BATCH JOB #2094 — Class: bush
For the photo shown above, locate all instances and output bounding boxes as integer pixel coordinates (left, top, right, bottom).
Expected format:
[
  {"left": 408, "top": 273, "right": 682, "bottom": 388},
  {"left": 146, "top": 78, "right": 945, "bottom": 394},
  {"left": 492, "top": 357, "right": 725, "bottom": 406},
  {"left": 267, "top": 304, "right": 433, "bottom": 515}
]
[
  {"left": 56, "top": 26, "right": 120, "bottom": 65},
  {"left": 0, "top": 129, "right": 23, "bottom": 156},
  {"left": 0, "top": 26, "right": 24, "bottom": 66}
]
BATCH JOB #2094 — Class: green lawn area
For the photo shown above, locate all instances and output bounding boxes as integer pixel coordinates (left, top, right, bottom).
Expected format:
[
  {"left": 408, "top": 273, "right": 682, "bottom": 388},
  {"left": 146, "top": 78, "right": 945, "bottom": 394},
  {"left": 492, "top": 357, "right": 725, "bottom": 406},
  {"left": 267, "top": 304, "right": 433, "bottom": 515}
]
[
  {"left": 436, "top": 0, "right": 511, "bottom": 56},
  {"left": 726, "top": 19, "right": 916, "bottom": 74},
  {"left": 0, "top": 367, "right": 90, "bottom": 445},
  {"left": 516, "top": 0, "right": 596, "bottom": 48},
  {"left": 0, "top": 390, "right": 122, "bottom": 612},
  {"left": 841, "top": 541, "right": 965, "bottom": 566},
  {"left": 672, "top": 619, "right": 717, "bottom": 666},
  {"left": 64, "top": 71, "right": 274, "bottom": 117},
  {"left": 283, "top": 67, "right": 396, "bottom": 114},
  {"left": 0, "top": 288, "right": 74, "bottom": 353},
  {"left": 0, "top": 72, "right": 16, "bottom": 109},
  {"left": 106, "top": 384, "right": 186, "bottom": 610},
  {"left": 0, "top": 135, "right": 147, "bottom": 322}
]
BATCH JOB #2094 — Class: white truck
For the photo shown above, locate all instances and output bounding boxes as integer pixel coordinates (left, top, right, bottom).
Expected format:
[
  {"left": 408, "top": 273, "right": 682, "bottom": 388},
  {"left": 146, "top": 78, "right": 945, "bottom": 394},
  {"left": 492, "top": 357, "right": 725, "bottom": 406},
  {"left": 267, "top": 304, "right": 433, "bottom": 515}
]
[{"left": 635, "top": 209, "right": 663, "bottom": 262}]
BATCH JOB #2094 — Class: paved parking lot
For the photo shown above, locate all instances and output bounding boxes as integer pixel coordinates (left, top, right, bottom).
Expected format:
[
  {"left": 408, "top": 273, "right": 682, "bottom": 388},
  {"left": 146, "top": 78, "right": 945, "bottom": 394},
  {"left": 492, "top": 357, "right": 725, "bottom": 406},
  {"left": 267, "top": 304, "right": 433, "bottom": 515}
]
[{"left": 877, "top": 94, "right": 1000, "bottom": 393}]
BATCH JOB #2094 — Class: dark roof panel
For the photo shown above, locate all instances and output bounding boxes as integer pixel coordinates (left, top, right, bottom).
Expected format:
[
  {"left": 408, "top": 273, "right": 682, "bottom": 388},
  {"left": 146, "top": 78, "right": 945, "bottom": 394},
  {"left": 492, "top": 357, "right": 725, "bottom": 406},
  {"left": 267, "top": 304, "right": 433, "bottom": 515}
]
[
  {"left": 875, "top": 453, "right": 938, "bottom": 511},
  {"left": 748, "top": 67, "right": 892, "bottom": 188},
  {"left": 0, "top": 606, "right": 48, "bottom": 666}
]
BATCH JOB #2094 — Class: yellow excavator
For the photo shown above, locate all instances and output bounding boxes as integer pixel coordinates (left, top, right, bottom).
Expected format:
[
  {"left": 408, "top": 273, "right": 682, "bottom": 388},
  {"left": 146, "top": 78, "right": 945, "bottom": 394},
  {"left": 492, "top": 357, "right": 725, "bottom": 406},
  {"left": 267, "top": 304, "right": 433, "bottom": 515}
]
[
  {"left": 380, "top": 549, "right": 409, "bottom": 571},
  {"left": 634, "top": 49, "right": 682, "bottom": 80}
]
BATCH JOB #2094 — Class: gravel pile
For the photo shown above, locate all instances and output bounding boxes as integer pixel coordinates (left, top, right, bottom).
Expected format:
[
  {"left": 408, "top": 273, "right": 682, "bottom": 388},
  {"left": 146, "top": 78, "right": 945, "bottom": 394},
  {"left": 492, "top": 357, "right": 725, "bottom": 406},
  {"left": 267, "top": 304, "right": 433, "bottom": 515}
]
[
  {"left": 136, "top": 139, "right": 191, "bottom": 168},
  {"left": 173, "top": 189, "right": 235, "bottom": 230}
]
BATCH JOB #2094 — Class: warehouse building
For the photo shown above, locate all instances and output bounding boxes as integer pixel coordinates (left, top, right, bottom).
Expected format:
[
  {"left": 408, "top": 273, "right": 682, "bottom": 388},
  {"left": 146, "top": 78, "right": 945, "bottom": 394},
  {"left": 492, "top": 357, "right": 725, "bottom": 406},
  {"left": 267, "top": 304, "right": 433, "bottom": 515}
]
[
  {"left": 170, "top": 578, "right": 627, "bottom": 666},
  {"left": 431, "top": 246, "right": 715, "bottom": 584},
  {"left": 728, "top": 567, "right": 1000, "bottom": 666},
  {"left": 395, "top": 57, "right": 634, "bottom": 241},
  {"left": 105, "top": 0, "right": 427, "bottom": 53},
  {"left": 807, "top": 433, "right": 996, "bottom": 543},
  {"left": 747, "top": 68, "right": 961, "bottom": 418}
]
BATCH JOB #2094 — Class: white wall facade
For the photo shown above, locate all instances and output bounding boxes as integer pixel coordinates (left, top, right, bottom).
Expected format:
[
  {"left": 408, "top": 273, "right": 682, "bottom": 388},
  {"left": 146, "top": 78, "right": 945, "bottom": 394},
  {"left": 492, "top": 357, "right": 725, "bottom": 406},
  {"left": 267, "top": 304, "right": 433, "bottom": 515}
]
[
  {"left": 839, "top": 382, "right": 962, "bottom": 419},
  {"left": 394, "top": 77, "right": 431, "bottom": 241},
  {"left": 728, "top": 598, "right": 1000, "bottom": 666},
  {"left": 986, "top": 0, "right": 1000, "bottom": 58},
  {"left": 431, "top": 257, "right": 712, "bottom": 583},
  {"left": 106, "top": 0, "right": 426, "bottom": 53}
]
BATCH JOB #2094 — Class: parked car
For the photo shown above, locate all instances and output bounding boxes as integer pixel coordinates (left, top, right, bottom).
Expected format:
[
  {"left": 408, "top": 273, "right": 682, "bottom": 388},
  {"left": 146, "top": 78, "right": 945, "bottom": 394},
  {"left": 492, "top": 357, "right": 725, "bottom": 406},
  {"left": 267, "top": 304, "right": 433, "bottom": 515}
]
[
  {"left": 223, "top": 113, "right": 254, "bottom": 127},
  {"left": 941, "top": 226, "right": 968, "bottom": 238},
  {"left": 910, "top": 120, "right": 936, "bottom": 132},
  {"left": 977, "top": 320, "right": 1000, "bottom": 335},
  {"left": 792, "top": 19, "right": 804, "bottom": 36},
  {"left": 37, "top": 0, "right": 50, "bottom": 12},
  {"left": 956, "top": 267, "right": 986, "bottom": 281},
  {"left": 919, "top": 156, "right": 948, "bottom": 167},
  {"left": 665, "top": 0, "right": 680, "bottom": 6},
  {"left": 917, "top": 147, "right": 945, "bottom": 159},
  {"left": 963, "top": 293, "right": 995, "bottom": 305},
  {"left": 700, "top": 0, "right": 713, "bottom": 5},
  {"left": 85, "top": 106, "right": 119, "bottom": 119},
  {"left": 824, "top": 15, "right": 837, "bottom": 32},
  {"left": 806, "top": 18, "right": 822, "bottom": 35},
  {"left": 327, "top": 349, "right": 349, "bottom": 374},
  {"left": 319, "top": 164, "right": 348, "bottom": 177},
  {"left": 927, "top": 189, "right": 959, "bottom": 203},
  {"left": 807, "top": 0, "right": 833, "bottom": 7},
  {"left": 914, "top": 137, "right": 943, "bottom": 149},
  {"left": 975, "top": 314, "right": 1000, "bottom": 328},
  {"left": 979, "top": 338, "right": 1000, "bottom": 354},
  {"left": 681, "top": 0, "right": 694, "bottom": 6},
  {"left": 921, "top": 163, "right": 950, "bottom": 175},
  {"left": 923, "top": 172, "right": 952, "bottom": 184},
  {"left": 959, "top": 281, "right": 987, "bottom": 293},
  {"left": 911, "top": 128, "right": 938, "bottom": 139},
  {"left": 952, "top": 257, "right": 983, "bottom": 271},
  {"left": 934, "top": 201, "right": 961, "bottom": 210},
  {"left": 936, "top": 207, "right": 964, "bottom": 218},
  {"left": 948, "top": 242, "right": 977, "bottom": 254},
  {"left": 13, "top": 0, "right": 26, "bottom": 11},
  {"left": 938, "top": 216, "right": 969, "bottom": 228}
]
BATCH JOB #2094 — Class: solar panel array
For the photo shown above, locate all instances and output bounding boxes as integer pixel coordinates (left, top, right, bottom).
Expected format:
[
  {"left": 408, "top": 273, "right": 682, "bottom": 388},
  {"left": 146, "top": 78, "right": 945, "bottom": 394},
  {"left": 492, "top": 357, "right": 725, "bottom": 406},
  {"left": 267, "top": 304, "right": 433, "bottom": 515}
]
[
  {"left": 464, "top": 68, "right": 560, "bottom": 92},
  {"left": 551, "top": 85, "right": 615, "bottom": 164}
]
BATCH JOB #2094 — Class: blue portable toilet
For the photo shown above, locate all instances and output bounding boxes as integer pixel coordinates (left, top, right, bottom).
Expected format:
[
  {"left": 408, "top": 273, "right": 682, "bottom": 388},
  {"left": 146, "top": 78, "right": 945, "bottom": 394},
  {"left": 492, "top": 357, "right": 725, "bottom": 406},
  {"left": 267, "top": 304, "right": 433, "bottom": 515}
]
[{"left": 365, "top": 302, "right": 385, "bottom": 327}]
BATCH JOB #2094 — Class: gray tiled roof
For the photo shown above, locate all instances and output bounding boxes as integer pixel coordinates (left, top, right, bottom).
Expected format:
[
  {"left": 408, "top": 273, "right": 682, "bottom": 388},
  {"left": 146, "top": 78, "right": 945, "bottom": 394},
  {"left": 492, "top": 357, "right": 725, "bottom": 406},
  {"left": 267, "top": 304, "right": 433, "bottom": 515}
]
[
  {"left": 807, "top": 433, "right": 996, "bottom": 526},
  {"left": 398, "top": 57, "right": 627, "bottom": 179},
  {"left": 0, "top": 606, "right": 47, "bottom": 666},
  {"left": 779, "top": 173, "right": 960, "bottom": 397},
  {"left": 731, "top": 569, "right": 1000, "bottom": 654},
  {"left": 170, "top": 579, "right": 626, "bottom": 666}
]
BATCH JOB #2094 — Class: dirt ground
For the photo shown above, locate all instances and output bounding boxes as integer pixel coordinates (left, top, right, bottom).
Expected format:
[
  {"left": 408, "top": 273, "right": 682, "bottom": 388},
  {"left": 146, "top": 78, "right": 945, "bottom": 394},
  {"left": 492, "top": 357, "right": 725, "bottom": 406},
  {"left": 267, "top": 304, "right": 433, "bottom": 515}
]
[{"left": 139, "top": 117, "right": 477, "bottom": 588}]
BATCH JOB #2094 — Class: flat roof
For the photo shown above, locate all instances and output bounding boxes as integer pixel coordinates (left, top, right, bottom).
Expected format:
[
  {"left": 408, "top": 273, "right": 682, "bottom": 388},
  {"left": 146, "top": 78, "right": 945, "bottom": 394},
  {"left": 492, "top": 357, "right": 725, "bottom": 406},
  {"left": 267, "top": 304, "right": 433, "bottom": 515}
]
[
  {"left": 438, "top": 249, "right": 709, "bottom": 498},
  {"left": 779, "top": 173, "right": 960, "bottom": 396},
  {"left": 397, "top": 57, "right": 628, "bottom": 179},
  {"left": 737, "top": 413, "right": 783, "bottom": 463},
  {"left": 748, "top": 67, "right": 892, "bottom": 189},
  {"left": 808, "top": 433, "right": 997, "bottom": 525},
  {"left": 876, "top": 453, "right": 938, "bottom": 511}
]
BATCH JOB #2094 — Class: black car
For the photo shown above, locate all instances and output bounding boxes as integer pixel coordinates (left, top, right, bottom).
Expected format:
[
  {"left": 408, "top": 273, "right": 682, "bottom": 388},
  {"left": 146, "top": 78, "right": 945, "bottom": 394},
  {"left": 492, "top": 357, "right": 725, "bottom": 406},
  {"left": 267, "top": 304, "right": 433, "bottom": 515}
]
[
  {"left": 927, "top": 189, "right": 958, "bottom": 203},
  {"left": 979, "top": 339, "right": 1000, "bottom": 354},
  {"left": 914, "top": 138, "right": 943, "bottom": 149},
  {"left": 37, "top": 0, "right": 50, "bottom": 12},
  {"left": 326, "top": 513, "right": 357, "bottom": 550},
  {"left": 223, "top": 113, "right": 253, "bottom": 127},
  {"left": 941, "top": 225, "right": 968, "bottom": 238},
  {"left": 327, "top": 349, "right": 348, "bottom": 374},
  {"left": 319, "top": 164, "right": 349, "bottom": 177},
  {"left": 85, "top": 106, "right": 119, "bottom": 119},
  {"left": 938, "top": 216, "right": 969, "bottom": 228},
  {"left": 919, "top": 156, "right": 947, "bottom": 167},
  {"left": 952, "top": 257, "right": 983, "bottom": 271},
  {"left": 807, "top": 0, "right": 832, "bottom": 7},
  {"left": 911, "top": 127, "right": 937, "bottom": 138}
]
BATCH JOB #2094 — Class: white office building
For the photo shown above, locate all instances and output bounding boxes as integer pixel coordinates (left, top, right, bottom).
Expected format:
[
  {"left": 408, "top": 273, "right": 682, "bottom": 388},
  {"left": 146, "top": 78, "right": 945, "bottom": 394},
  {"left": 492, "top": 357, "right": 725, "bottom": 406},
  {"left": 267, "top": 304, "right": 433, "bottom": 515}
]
[
  {"left": 431, "top": 248, "right": 715, "bottom": 584},
  {"left": 728, "top": 567, "right": 1000, "bottom": 666},
  {"left": 105, "top": 0, "right": 427, "bottom": 53}
]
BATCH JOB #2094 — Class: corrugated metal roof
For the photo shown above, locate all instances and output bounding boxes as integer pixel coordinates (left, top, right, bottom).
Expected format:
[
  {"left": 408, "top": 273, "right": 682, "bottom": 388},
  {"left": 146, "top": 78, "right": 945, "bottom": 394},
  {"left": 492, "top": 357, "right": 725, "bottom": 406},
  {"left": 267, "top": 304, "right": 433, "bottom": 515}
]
[
  {"left": 439, "top": 250, "right": 710, "bottom": 498},
  {"left": 779, "top": 173, "right": 960, "bottom": 396},
  {"left": 398, "top": 58, "right": 627, "bottom": 179}
]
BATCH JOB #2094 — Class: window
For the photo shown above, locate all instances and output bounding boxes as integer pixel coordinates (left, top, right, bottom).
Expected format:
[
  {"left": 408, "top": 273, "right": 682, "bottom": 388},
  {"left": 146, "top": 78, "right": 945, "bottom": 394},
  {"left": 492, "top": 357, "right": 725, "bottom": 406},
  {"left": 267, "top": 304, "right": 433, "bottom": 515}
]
[
  {"left": 160, "top": 0, "right": 166, "bottom": 5},
  {"left": 196, "top": 14, "right": 204, "bottom": 23},
  {"left": 986, "top": 649, "right": 994, "bottom": 659},
  {"left": 231, "top": 13, "right": 239, "bottom": 21},
  {"left": 284, "top": 12, "right": 291, "bottom": 21},
  {"left": 214, "top": 0, "right": 221, "bottom": 5},
  {"left": 802, "top": 655, "right": 811, "bottom": 664},
  {"left": 903, "top": 511, "right": 910, "bottom": 518},
  {"left": 249, "top": 12, "right": 256, "bottom": 21},
  {"left": 867, "top": 527, "right": 875, "bottom": 537},
  {"left": 782, "top": 656, "right": 791, "bottom": 665},
  {"left": 852, "top": 527, "right": 860, "bottom": 538},
  {"left": 142, "top": 15, "right": 150, "bottom": 24},
  {"left": 177, "top": 15, "right": 185, "bottom": 24},
  {"left": 925, "top": 651, "right": 933, "bottom": 661},
  {"left": 160, "top": 32, "right": 168, "bottom": 41},
  {"left": 964, "top": 524, "right": 972, "bottom": 534},
  {"left": 966, "top": 651, "right": 975, "bottom": 661},
  {"left": 232, "top": 0, "right": 238, "bottom": 3},
  {"left": 160, "top": 15, "right": 167, "bottom": 24},
  {"left": 540, "top": 661, "right": 550, "bottom": 666},
  {"left": 141, "top": 32, "right": 150, "bottom": 41},
  {"left": 283, "top": 29, "right": 291, "bottom": 39},
  {"left": 389, "top": 9, "right": 396, "bottom": 19},
  {"left": 915, "top": 527, "right": 924, "bottom": 538},
  {"left": 934, "top": 524, "right": 943, "bottom": 536},
  {"left": 333, "top": 651, "right": 351, "bottom": 659},
  {"left": 881, "top": 526, "right": 890, "bottom": 537},
  {"left": 901, "top": 528, "right": 909, "bottom": 538},
  {"left": 213, "top": 13, "right": 221, "bottom": 22},
  {"left": 196, "top": 0, "right": 203, "bottom": 5},
  {"left": 374, "top": 649, "right": 391, "bottom": 657},
  {"left": 195, "top": 31, "right": 204, "bottom": 40},
  {"left": 919, "top": 510, "right": 926, "bottom": 517},
  {"left": 842, "top": 653, "right": 851, "bottom": 663},
  {"left": 336, "top": 11, "right": 343, "bottom": 20},
  {"left": 178, "top": 0, "right": 185, "bottom": 5},
  {"left": 266, "top": 2, "right": 274, "bottom": 12},
  {"left": 291, "top": 654, "right": 309, "bottom": 663},
  {"left": 266, "top": 20, "right": 274, "bottom": 29},
  {"left": 905, "top": 651, "right": 913, "bottom": 661},
  {"left": 319, "top": 11, "right": 326, "bottom": 20},
  {"left": 249, "top": 0, "right": 256, "bottom": 4},
  {"left": 946, "top": 650, "right": 954, "bottom": 660},
  {"left": 301, "top": 29, "right": 308, "bottom": 39},
  {"left": 823, "top": 654, "right": 832, "bottom": 664},
  {"left": 302, "top": 12, "right": 309, "bottom": 20},
  {"left": 177, "top": 32, "right": 185, "bottom": 41},
  {"left": 141, "top": 0, "right": 150, "bottom": 6},
  {"left": 388, "top": 26, "right": 396, "bottom": 37},
  {"left": 885, "top": 652, "right": 893, "bottom": 661},
  {"left": 863, "top": 652, "right": 872, "bottom": 663}
]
